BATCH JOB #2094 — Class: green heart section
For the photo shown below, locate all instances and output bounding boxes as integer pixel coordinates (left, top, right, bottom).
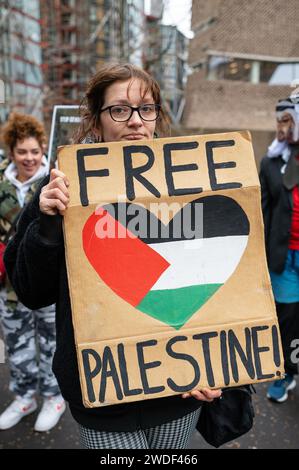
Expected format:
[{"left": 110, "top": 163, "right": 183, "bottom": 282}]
[{"left": 136, "top": 283, "right": 223, "bottom": 330}]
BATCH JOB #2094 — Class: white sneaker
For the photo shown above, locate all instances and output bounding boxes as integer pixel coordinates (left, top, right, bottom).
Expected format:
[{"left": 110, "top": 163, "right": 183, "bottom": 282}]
[
  {"left": 0, "top": 396, "right": 37, "bottom": 430},
  {"left": 34, "top": 395, "right": 66, "bottom": 432}
]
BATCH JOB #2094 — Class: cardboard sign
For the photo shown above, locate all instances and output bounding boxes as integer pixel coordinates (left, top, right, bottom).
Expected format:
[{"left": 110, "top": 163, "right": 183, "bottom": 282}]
[{"left": 58, "top": 131, "right": 284, "bottom": 408}]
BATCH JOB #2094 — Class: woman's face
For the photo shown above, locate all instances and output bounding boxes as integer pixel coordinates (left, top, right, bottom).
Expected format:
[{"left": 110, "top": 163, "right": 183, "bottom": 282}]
[
  {"left": 99, "top": 79, "right": 157, "bottom": 143},
  {"left": 11, "top": 137, "right": 43, "bottom": 182}
]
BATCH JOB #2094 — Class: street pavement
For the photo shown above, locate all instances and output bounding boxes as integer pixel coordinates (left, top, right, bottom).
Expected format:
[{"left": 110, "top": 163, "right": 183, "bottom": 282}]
[{"left": 0, "top": 331, "right": 298, "bottom": 449}]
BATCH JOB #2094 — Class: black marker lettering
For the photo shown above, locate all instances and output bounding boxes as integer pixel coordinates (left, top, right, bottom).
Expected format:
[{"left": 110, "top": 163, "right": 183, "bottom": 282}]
[
  {"left": 137, "top": 340, "right": 165, "bottom": 394},
  {"left": 81, "top": 349, "right": 102, "bottom": 403},
  {"left": 206, "top": 140, "right": 242, "bottom": 191},
  {"left": 193, "top": 332, "right": 218, "bottom": 387},
  {"left": 164, "top": 142, "right": 202, "bottom": 196},
  {"left": 271, "top": 325, "right": 281, "bottom": 368},
  {"left": 123, "top": 145, "right": 161, "bottom": 201},
  {"left": 117, "top": 343, "right": 142, "bottom": 397},
  {"left": 220, "top": 330, "right": 230, "bottom": 386},
  {"left": 252, "top": 326, "right": 275, "bottom": 380},
  {"left": 228, "top": 328, "right": 255, "bottom": 383},
  {"left": 77, "top": 147, "right": 109, "bottom": 206},
  {"left": 99, "top": 346, "right": 123, "bottom": 403},
  {"left": 166, "top": 336, "right": 200, "bottom": 392}
]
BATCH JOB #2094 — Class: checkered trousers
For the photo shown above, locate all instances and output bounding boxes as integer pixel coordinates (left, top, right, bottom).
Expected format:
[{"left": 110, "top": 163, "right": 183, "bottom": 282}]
[{"left": 78, "top": 408, "right": 201, "bottom": 449}]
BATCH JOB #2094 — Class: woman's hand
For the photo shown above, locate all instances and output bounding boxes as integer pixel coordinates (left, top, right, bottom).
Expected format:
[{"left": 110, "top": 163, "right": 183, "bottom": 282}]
[
  {"left": 182, "top": 388, "right": 222, "bottom": 402},
  {"left": 40, "top": 169, "right": 70, "bottom": 216}
]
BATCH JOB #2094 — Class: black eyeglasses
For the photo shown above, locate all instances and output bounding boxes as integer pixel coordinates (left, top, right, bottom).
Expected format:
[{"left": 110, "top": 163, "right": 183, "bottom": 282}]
[{"left": 99, "top": 104, "right": 161, "bottom": 122}]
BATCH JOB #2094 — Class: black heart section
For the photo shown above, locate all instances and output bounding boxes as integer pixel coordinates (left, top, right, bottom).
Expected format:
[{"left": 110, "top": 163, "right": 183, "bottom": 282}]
[{"left": 102, "top": 195, "right": 250, "bottom": 244}]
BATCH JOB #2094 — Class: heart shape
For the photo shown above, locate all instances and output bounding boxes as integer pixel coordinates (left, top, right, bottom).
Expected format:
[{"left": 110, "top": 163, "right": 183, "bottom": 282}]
[{"left": 82, "top": 196, "right": 249, "bottom": 329}]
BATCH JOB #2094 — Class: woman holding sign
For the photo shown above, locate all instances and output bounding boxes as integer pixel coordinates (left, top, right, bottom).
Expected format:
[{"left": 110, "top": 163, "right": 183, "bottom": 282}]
[{"left": 4, "top": 64, "right": 221, "bottom": 449}]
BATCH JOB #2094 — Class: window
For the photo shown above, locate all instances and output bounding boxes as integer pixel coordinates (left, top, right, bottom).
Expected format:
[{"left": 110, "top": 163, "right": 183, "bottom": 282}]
[
  {"left": 208, "top": 56, "right": 299, "bottom": 85},
  {"left": 208, "top": 56, "right": 252, "bottom": 81},
  {"left": 268, "top": 63, "right": 299, "bottom": 85}
]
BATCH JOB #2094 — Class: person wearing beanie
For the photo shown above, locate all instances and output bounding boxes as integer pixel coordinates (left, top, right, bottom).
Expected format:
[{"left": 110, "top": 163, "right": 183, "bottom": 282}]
[
  {"left": 260, "top": 97, "right": 299, "bottom": 403},
  {"left": 0, "top": 113, "right": 66, "bottom": 431}
]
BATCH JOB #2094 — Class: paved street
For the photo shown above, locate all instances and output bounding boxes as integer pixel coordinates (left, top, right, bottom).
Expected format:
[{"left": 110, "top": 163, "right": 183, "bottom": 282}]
[{"left": 1, "top": 332, "right": 298, "bottom": 449}]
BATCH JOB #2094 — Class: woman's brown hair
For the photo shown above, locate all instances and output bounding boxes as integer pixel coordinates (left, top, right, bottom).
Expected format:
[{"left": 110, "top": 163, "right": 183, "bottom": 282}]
[
  {"left": 1, "top": 112, "right": 46, "bottom": 152},
  {"left": 74, "top": 63, "right": 170, "bottom": 144}
]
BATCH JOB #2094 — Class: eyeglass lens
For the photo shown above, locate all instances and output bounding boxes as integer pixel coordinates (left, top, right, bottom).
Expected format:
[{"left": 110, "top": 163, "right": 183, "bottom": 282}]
[{"left": 110, "top": 105, "right": 159, "bottom": 121}]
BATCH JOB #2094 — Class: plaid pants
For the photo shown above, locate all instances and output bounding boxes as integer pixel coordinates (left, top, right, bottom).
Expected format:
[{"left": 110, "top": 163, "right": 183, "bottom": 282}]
[{"left": 79, "top": 408, "right": 201, "bottom": 449}]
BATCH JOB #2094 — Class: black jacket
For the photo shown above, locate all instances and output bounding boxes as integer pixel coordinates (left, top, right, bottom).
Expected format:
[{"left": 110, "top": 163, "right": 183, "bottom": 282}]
[
  {"left": 259, "top": 155, "right": 293, "bottom": 273},
  {"left": 4, "top": 176, "right": 201, "bottom": 432}
]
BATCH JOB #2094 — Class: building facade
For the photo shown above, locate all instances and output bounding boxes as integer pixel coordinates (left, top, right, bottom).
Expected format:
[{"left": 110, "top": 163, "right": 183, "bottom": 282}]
[
  {"left": 0, "top": 0, "right": 43, "bottom": 124},
  {"left": 40, "top": 0, "right": 145, "bottom": 127},
  {"left": 183, "top": 0, "right": 299, "bottom": 161},
  {"left": 89, "top": 0, "right": 145, "bottom": 67},
  {"left": 144, "top": 12, "right": 189, "bottom": 124},
  {"left": 0, "top": 0, "right": 189, "bottom": 135},
  {"left": 40, "top": 0, "right": 91, "bottom": 119},
  {"left": 158, "top": 25, "right": 188, "bottom": 123}
]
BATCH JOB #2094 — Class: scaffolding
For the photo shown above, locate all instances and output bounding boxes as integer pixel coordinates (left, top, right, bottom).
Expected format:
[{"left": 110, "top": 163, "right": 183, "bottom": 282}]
[
  {"left": 0, "top": 0, "right": 188, "bottom": 131},
  {"left": 0, "top": 0, "right": 44, "bottom": 123},
  {"left": 39, "top": 0, "right": 147, "bottom": 127},
  {"left": 40, "top": 0, "right": 89, "bottom": 118}
]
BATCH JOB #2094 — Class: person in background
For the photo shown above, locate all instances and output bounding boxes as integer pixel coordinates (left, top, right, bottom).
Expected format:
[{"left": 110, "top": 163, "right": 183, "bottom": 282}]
[
  {"left": 4, "top": 64, "right": 221, "bottom": 449},
  {"left": 0, "top": 113, "right": 65, "bottom": 431},
  {"left": 260, "top": 97, "right": 299, "bottom": 403}
]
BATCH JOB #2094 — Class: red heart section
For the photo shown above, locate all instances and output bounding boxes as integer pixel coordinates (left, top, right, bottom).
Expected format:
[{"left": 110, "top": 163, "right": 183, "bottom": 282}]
[{"left": 82, "top": 209, "right": 170, "bottom": 306}]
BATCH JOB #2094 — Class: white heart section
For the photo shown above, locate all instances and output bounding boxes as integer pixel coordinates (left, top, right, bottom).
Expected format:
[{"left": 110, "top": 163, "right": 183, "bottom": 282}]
[{"left": 149, "top": 235, "right": 248, "bottom": 290}]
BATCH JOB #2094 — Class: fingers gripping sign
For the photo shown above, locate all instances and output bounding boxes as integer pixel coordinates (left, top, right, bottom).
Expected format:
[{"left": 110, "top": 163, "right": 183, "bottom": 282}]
[
  {"left": 40, "top": 169, "right": 70, "bottom": 216},
  {"left": 182, "top": 388, "right": 222, "bottom": 402}
]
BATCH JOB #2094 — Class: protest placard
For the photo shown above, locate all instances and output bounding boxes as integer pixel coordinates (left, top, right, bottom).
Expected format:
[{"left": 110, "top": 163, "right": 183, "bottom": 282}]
[{"left": 58, "top": 131, "right": 283, "bottom": 408}]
